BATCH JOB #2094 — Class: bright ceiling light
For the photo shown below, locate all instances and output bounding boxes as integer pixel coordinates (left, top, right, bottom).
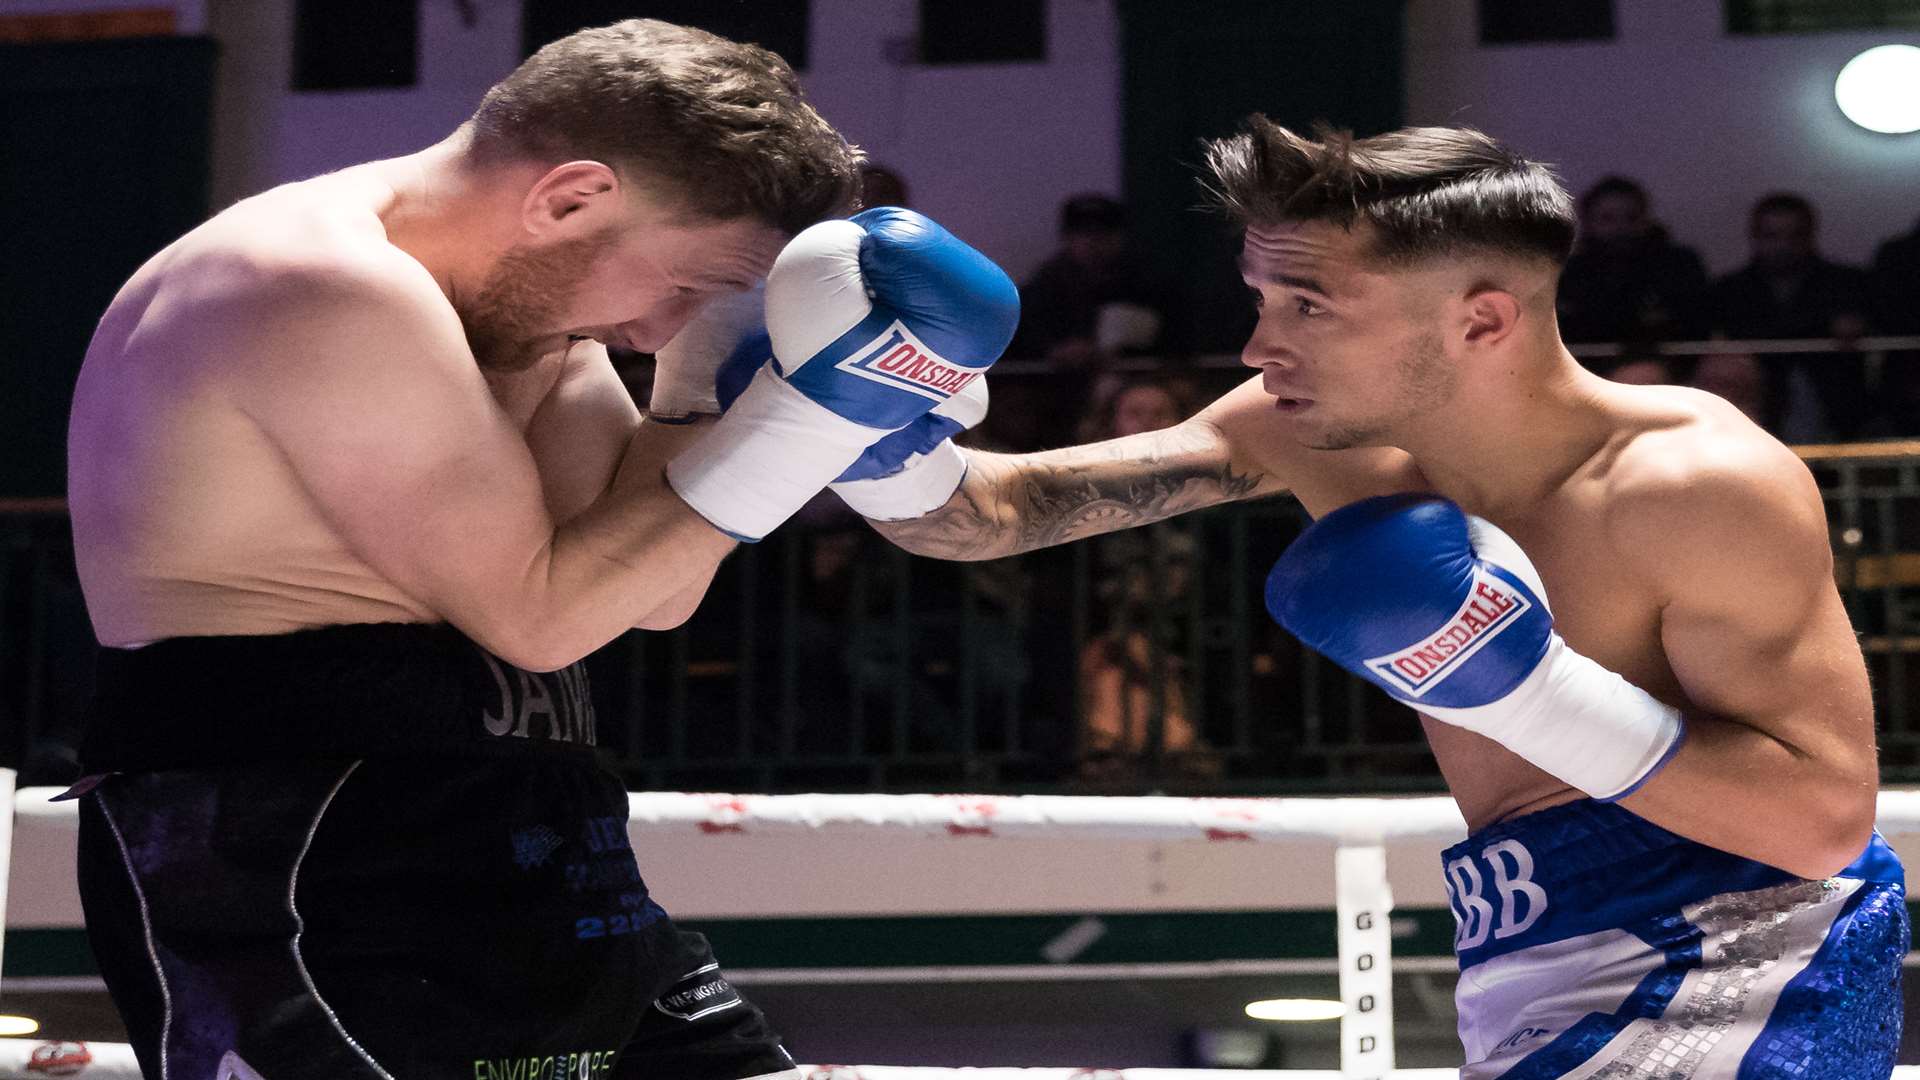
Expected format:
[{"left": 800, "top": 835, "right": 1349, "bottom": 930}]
[
  {"left": 0, "top": 1014, "right": 40, "bottom": 1036},
  {"left": 1244, "top": 997, "right": 1346, "bottom": 1022},
  {"left": 1835, "top": 44, "right": 1920, "bottom": 134}
]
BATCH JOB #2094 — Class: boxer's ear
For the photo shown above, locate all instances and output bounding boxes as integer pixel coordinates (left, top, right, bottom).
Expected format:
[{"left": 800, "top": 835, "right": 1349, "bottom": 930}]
[
  {"left": 1459, "top": 285, "right": 1522, "bottom": 351},
  {"left": 521, "top": 160, "right": 620, "bottom": 238}
]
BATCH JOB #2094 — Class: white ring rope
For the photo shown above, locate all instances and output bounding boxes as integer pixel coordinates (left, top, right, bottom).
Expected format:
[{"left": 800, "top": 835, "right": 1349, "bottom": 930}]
[
  {"left": 16, "top": 787, "right": 1920, "bottom": 841},
  {"left": 619, "top": 792, "right": 1470, "bottom": 845},
  {"left": 10, "top": 787, "right": 1920, "bottom": 1079}
]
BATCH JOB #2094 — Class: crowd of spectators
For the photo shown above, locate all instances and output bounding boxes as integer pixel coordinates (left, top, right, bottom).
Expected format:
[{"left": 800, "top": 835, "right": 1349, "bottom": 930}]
[
  {"left": 984, "top": 181, "right": 1918, "bottom": 449},
  {"left": 1552, "top": 182, "right": 1912, "bottom": 443}
]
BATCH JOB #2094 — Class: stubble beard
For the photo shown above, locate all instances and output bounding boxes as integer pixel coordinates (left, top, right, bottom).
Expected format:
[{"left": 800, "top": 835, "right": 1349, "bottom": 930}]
[
  {"left": 1300, "top": 330, "right": 1454, "bottom": 451},
  {"left": 460, "top": 230, "right": 616, "bottom": 373}
]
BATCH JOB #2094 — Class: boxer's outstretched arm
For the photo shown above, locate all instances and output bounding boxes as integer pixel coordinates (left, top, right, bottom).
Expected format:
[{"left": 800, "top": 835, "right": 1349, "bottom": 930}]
[
  {"left": 1611, "top": 449, "right": 1879, "bottom": 879},
  {"left": 870, "top": 375, "right": 1409, "bottom": 560},
  {"left": 870, "top": 417, "right": 1279, "bottom": 561}
]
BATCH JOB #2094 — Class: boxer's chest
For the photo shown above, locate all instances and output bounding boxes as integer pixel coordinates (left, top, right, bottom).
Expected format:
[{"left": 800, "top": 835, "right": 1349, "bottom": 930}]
[{"left": 1425, "top": 492, "right": 1689, "bottom": 828}]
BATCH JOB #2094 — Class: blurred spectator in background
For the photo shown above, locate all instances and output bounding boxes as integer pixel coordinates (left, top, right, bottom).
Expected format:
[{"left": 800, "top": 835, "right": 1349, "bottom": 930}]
[
  {"left": 1690, "top": 351, "right": 1771, "bottom": 430},
  {"left": 1871, "top": 216, "right": 1920, "bottom": 436},
  {"left": 1011, "top": 193, "right": 1178, "bottom": 367},
  {"left": 1599, "top": 356, "right": 1676, "bottom": 386},
  {"left": 1709, "top": 193, "right": 1874, "bottom": 441},
  {"left": 860, "top": 162, "right": 910, "bottom": 210},
  {"left": 995, "top": 194, "right": 1180, "bottom": 451},
  {"left": 1073, "top": 376, "right": 1215, "bottom": 783},
  {"left": 1076, "top": 375, "right": 1187, "bottom": 442},
  {"left": 1557, "top": 177, "right": 1709, "bottom": 348}
]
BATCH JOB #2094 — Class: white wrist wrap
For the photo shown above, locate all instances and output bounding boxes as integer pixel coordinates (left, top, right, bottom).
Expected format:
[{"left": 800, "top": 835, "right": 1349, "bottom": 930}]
[
  {"left": 650, "top": 285, "right": 768, "bottom": 419},
  {"left": 1420, "top": 634, "right": 1686, "bottom": 801},
  {"left": 830, "top": 442, "right": 969, "bottom": 521},
  {"left": 666, "top": 365, "right": 880, "bottom": 541}
]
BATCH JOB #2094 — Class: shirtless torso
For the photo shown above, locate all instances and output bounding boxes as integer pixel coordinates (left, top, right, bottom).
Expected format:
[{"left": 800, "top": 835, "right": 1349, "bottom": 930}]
[
  {"left": 69, "top": 144, "right": 781, "bottom": 664},
  {"left": 874, "top": 367, "right": 1874, "bottom": 877},
  {"left": 73, "top": 166, "right": 488, "bottom": 643}
]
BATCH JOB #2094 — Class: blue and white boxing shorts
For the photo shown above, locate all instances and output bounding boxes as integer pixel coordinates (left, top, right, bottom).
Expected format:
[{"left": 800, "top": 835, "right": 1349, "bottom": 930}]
[{"left": 1443, "top": 798, "right": 1906, "bottom": 1079}]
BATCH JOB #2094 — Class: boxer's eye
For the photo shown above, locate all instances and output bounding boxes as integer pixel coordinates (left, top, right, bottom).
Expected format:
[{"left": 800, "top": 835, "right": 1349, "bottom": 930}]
[{"left": 1296, "top": 296, "right": 1324, "bottom": 317}]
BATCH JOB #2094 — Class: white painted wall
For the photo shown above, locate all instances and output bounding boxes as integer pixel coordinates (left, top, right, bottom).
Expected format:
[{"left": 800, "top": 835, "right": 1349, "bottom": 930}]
[
  {"left": 1404, "top": 0, "right": 1920, "bottom": 274},
  {"left": 22, "top": 1, "right": 1919, "bottom": 277},
  {"left": 804, "top": 0, "right": 1122, "bottom": 280},
  {"left": 197, "top": 0, "right": 1120, "bottom": 279}
]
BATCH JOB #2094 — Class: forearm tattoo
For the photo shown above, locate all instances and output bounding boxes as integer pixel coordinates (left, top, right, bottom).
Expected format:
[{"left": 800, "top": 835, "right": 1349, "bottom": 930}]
[{"left": 872, "top": 422, "right": 1270, "bottom": 561}]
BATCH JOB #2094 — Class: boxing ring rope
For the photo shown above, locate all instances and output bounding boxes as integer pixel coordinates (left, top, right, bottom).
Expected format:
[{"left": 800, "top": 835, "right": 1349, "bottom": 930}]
[{"left": 10, "top": 784, "right": 1920, "bottom": 1080}]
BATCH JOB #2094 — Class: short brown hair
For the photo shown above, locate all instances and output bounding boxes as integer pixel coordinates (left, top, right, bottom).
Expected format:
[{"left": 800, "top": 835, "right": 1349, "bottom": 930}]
[
  {"left": 468, "top": 19, "right": 861, "bottom": 234},
  {"left": 1202, "top": 119, "right": 1576, "bottom": 266}
]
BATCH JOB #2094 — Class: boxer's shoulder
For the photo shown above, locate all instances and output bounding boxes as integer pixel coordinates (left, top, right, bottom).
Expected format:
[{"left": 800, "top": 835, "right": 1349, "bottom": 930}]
[
  {"left": 151, "top": 181, "right": 442, "bottom": 338},
  {"left": 1593, "top": 384, "right": 1826, "bottom": 585}
]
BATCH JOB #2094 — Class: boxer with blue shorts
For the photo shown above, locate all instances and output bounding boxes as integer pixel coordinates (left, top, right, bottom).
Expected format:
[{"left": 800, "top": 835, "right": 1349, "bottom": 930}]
[
  {"left": 1443, "top": 801, "right": 1904, "bottom": 1078},
  {"left": 854, "top": 121, "right": 1902, "bottom": 1075}
]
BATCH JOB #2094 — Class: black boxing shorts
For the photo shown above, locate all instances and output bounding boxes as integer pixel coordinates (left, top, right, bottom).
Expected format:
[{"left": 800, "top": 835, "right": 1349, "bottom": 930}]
[{"left": 64, "top": 622, "right": 797, "bottom": 1080}]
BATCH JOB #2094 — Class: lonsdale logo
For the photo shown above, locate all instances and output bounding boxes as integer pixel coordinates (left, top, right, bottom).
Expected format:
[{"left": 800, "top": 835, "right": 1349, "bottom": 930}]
[
  {"left": 1364, "top": 568, "right": 1530, "bottom": 697},
  {"left": 834, "top": 320, "right": 979, "bottom": 401}
]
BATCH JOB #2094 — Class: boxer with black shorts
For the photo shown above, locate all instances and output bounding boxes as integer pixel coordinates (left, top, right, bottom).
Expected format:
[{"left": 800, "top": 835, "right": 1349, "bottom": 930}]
[{"left": 65, "top": 17, "right": 1016, "bottom": 1079}]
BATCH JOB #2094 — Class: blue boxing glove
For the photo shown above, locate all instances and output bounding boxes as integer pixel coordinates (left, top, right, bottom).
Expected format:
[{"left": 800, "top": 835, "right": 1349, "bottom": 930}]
[
  {"left": 668, "top": 207, "right": 1018, "bottom": 540},
  {"left": 1266, "top": 494, "right": 1684, "bottom": 801}
]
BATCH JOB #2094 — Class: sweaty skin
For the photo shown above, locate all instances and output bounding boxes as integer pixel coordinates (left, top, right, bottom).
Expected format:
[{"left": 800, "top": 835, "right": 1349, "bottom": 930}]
[
  {"left": 69, "top": 135, "right": 787, "bottom": 669},
  {"left": 875, "top": 220, "right": 1876, "bottom": 881}
]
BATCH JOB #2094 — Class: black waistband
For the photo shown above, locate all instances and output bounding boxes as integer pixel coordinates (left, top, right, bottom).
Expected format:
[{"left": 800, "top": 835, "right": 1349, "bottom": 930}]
[{"left": 80, "top": 622, "right": 598, "bottom": 771}]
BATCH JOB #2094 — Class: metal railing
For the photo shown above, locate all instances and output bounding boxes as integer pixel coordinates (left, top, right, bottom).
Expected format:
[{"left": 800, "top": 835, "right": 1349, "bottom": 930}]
[{"left": 6, "top": 342, "right": 1920, "bottom": 795}]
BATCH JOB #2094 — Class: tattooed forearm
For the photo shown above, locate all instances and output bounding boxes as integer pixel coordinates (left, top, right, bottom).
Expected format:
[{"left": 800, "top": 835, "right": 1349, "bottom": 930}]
[{"left": 871, "top": 420, "right": 1276, "bottom": 561}]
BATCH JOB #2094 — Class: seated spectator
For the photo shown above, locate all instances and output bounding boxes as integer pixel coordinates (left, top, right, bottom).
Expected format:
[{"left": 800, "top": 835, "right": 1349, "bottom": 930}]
[
  {"left": 1073, "top": 376, "right": 1215, "bottom": 783},
  {"left": 1709, "top": 193, "right": 1874, "bottom": 441},
  {"left": 1689, "top": 351, "right": 1772, "bottom": 431},
  {"left": 1871, "top": 216, "right": 1920, "bottom": 435},
  {"left": 1076, "top": 373, "right": 1188, "bottom": 443},
  {"left": 1557, "top": 177, "right": 1709, "bottom": 348},
  {"left": 1010, "top": 194, "right": 1178, "bottom": 368},
  {"left": 988, "top": 194, "right": 1180, "bottom": 451}
]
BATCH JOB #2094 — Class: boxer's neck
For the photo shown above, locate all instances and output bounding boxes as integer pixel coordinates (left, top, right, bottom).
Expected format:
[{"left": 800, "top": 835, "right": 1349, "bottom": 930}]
[
  {"left": 1397, "top": 343, "right": 1613, "bottom": 520},
  {"left": 375, "top": 132, "right": 541, "bottom": 305}
]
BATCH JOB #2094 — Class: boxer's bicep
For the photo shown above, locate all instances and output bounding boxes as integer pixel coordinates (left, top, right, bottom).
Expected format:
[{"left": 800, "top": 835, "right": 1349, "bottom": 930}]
[
  {"left": 239, "top": 277, "right": 558, "bottom": 657},
  {"left": 1638, "top": 466, "right": 1863, "bottom": 749},
  {"left": 1617, "top": 465, "right": 1877, "bottom": 870},
  {"left": 525, "top": 341, "right": 641, "bottom": 523}
]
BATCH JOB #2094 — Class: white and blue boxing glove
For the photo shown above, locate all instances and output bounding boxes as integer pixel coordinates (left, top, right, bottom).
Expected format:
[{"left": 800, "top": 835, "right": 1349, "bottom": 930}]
[
  {"left": 827, "top": 375, "right": 986, "bottom": 520},
  {"left": 667, "top": 207, "right": 1018, "bottom": 540},
  {"left": 1266, "top": 494, "right": 1685, "bottom": 801}
]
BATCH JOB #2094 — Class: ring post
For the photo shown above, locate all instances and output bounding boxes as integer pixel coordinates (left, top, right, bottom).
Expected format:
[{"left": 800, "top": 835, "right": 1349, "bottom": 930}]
[{"left": 1335, "top": 839, "right": 1395, "bottom": 1079}]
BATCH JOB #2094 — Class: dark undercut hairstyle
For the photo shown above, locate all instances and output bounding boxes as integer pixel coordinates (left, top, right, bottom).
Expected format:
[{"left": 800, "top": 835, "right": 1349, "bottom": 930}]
[
  {"left": 466, "top": 19, "right": 861, "bottom": 235},
  {"left": 1202, "top": 119, "right": 1577, "bottom": 267}
]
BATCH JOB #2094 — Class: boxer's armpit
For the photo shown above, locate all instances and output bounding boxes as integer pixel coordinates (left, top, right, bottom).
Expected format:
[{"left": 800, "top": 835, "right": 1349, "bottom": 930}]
[{"left": 871, "top": 419, "right": 1276, "bottom": 560}]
